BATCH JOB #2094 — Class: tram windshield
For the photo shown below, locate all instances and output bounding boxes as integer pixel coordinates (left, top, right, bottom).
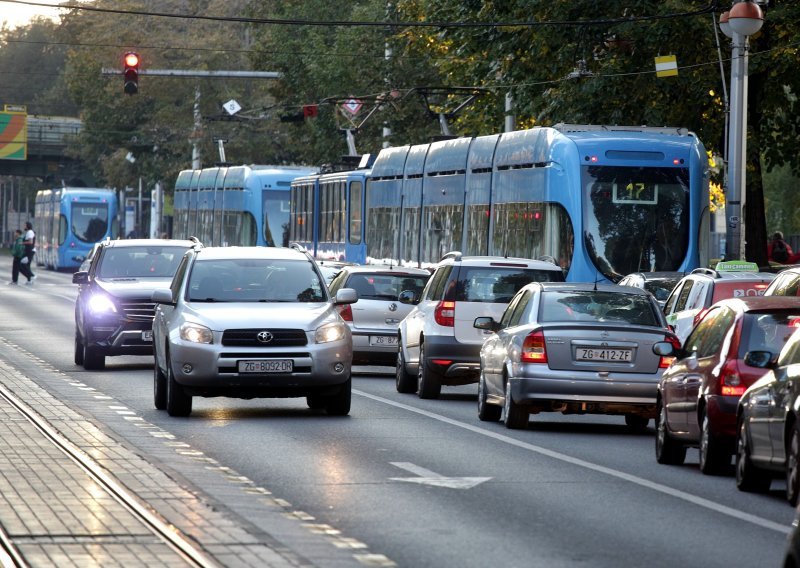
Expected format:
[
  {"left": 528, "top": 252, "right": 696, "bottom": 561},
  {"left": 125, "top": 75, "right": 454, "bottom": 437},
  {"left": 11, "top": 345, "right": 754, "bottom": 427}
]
[
  {"left": 582, "top": 166, "right": 690, "bottom": 282},
  {"left": 71, "top": 202, "right": 109, "bottom": 243}
]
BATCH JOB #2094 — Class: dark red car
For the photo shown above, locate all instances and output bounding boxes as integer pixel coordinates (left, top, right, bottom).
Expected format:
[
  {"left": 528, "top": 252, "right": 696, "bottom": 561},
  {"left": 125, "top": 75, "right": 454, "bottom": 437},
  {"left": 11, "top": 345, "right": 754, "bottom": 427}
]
[{"left": 655, "top": 296, "right": 800, "bottom": 474}]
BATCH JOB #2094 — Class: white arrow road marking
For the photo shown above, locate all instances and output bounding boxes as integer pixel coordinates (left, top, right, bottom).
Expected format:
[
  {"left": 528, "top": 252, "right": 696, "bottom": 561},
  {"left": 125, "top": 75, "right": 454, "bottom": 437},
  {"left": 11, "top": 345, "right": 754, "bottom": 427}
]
[{"left": 389, "top": 461, "right": 491, "bottom": 489}]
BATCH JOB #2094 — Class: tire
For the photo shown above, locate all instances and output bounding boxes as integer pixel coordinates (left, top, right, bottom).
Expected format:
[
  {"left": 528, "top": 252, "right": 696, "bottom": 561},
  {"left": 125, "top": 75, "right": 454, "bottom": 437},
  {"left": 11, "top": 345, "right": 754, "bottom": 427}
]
[
  {"left": 787, "top": 424, "right": 800, "bottom": 506},
  {"left": 325, "top": 378, "right": 351, "bottom": 416},
  {"left": 74, "top": 333, "right": 84, "bottom": 366},
  {"left": 165, "top": 352, "right": 192, "bottom": 417},
  {"left": 503, "top": 379, "right": 528, "bottom": 429},
  {"left": 699, "top": 409, "right": 730, "bottom": 475},
  {"left": 83, "top": 344, "right": 105, "bottom": 371},
  {"left": 477, "top": 371, "right": 501, "bottom": 422},
  {"left": 306, "top": 395, "right": 326, "bottom": 410},
  {"left": 417, "top": 342, "right": 442, "bottom": 399},
  {"left": 153, "top": 350, "right": 167, "bottom": 410},
  {"left": 655, "top": 401, "right": 686, "bottom": 465},
  {"left": 396, "top": 346, "right": 417, "bottom": 394},
  {"left": 625, "top": 414, "right": 649, "bottom": 430},
  {"left": 735, "top": 418, "right": 771, "bottom": 493}
]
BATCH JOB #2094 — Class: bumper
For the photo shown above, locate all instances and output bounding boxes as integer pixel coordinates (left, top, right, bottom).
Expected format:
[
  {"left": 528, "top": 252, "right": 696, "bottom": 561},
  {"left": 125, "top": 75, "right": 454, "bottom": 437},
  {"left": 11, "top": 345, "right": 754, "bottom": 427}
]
[
  {"left": 420, "top": 335, "right": 482, "bottom": 386},
  {"left": 85, "top": 321, "right": 154, "bottom": 357},
  {"left": 510, "top": 366, "right": 661, "bottom": 417},
  {"left": 168, "top": 337, "right": 352, "bottom": 397},
  {"left": 706, "top": 394, "right": 740, "bottom": 441},
  {"left": 351, "top": 329, "right": 399, "bottom": 365}
]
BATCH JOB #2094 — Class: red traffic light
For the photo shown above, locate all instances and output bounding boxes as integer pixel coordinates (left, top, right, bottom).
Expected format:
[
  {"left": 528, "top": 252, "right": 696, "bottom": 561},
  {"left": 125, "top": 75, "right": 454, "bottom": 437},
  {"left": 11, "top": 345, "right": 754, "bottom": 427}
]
[
  {"left": 124, "top": 52, "right": 139, "bottom": 68},
  {"left": 123, "top": 51, "right": 139, "bottom": 95}
]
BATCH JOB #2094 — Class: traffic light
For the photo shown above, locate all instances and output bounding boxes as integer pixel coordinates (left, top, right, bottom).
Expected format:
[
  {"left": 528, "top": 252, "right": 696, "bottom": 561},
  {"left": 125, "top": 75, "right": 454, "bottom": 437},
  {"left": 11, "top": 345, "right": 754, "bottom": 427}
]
[{"left": 123, "top": 52, "right": 139, "bottom": 95}]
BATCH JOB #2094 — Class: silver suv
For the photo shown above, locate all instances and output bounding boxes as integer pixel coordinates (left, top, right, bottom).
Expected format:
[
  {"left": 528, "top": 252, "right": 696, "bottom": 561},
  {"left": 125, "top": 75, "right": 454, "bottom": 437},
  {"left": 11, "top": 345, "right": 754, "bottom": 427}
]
[
  {"left": 151, "top": 246, "right": 357, "bottom": 417},
  {"left": 396, "top": 252, "right": 565, "bottom": 399}
]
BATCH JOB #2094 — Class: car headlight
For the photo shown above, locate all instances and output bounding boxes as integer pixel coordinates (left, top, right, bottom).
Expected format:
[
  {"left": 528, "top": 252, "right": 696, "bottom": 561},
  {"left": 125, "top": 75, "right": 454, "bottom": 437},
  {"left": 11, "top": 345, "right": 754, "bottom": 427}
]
[
  {"left": 180, "top": 323, "right": 213, "bottom": 344},
  {"left": 315, "top": 321, "right": 347, "bottom": 344},
  {"left": 88, "top": 294, "right": 117, "bottom": 314}
]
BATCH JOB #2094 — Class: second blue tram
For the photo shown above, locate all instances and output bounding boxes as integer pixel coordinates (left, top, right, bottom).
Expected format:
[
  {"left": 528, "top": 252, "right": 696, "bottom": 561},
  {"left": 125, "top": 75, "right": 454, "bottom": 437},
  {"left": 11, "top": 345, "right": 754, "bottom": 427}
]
[
  {"left": 172, "top": 164, "right": 316, "bottom": 247},
  {"left": 363, "top": 124, "right": 709, "bottom": 282},
  {"left": 34, "top": 187, "right": 119, "bottom": 270}
]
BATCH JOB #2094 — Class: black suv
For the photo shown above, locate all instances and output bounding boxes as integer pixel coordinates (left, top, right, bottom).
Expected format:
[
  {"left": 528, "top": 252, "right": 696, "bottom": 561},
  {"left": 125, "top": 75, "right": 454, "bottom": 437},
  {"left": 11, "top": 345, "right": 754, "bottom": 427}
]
[{"left": 73, "top": 238, "right": 199, "bottom": 370}]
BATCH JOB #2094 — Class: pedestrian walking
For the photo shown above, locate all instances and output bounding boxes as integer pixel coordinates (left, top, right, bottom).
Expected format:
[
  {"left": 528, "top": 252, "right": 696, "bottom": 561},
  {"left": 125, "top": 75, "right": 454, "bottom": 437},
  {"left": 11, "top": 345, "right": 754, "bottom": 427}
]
[
  {"left": 8, "top": 229, "right": 24, "bottom": 285},
  {"left": 20, "top": 221, "right": 36, "bottom": 284}
]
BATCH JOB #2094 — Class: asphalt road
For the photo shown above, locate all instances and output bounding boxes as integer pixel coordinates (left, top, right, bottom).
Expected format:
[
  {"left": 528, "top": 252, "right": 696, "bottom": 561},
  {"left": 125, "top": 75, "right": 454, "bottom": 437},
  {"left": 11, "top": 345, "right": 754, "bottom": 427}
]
[{"left": 0, "top": 258, "right": 794, "bottom": 567}]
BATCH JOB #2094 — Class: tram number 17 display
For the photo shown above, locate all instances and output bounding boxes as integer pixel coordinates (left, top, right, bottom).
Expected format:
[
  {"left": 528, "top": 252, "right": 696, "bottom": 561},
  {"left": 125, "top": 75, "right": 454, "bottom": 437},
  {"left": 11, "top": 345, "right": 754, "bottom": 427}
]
[{"left": 613, "top": 182, "right": 658, "bottom": 205}]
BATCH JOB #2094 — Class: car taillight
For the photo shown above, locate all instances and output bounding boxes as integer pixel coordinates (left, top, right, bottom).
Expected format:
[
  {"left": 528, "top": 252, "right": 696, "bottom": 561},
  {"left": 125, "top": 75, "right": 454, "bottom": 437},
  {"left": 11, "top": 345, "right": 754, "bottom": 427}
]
[
  {"left": 693, "top": 308, "right": 710, "bottom": 326},
  {"left": 337, "top": 304, "right": 353, "bottom": 322},
  {"left": 434, "top": 301, "right": 455, "bottom": 327},
  {"left": 521, "top": 330, "right": 547, "bottom": 364},
  {"left": 659, "top": 335, "right": 682, "bottom": 368},
  {"left": 720, "top": 359, "right": 746, "bottom": 396}
]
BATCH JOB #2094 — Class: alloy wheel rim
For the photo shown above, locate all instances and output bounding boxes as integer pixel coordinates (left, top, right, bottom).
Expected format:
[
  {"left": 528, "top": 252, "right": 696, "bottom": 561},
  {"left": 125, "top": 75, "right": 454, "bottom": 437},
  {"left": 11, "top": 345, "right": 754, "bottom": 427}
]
[
  {"left": 657, "top": 407, "right": 666, "bottom": 451},
  {"left": 790, "top": 432, "right": 799, "bottom": 497},
  {"left": 700, "top": 416, "right": 709, "bottom": 467}
]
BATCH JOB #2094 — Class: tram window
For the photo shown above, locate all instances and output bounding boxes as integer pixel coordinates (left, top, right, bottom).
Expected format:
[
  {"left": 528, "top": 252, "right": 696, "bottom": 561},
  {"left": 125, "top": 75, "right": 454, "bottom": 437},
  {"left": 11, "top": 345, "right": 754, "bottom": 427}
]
[{"left": 349, "top": 181, "right": 363, "bottom": 245}]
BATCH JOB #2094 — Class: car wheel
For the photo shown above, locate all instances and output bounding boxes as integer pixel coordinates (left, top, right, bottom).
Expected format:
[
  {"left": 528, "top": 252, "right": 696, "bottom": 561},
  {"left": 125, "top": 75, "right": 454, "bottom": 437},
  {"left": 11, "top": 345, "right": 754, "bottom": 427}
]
[
  {"left": 735, "top": 418, "right": 771, "bottom": 493},
  {"left": 165, "top": 352, "right": 192, "bottom": 417},
  {"left": 306, "top": 395, "right": 326, "bottom": 410},
  {"left": 787, "top": 424, "right": 800, "bottom": 505},
  {"left": 153, "top": 348, "right": 167, "bottom": 411},
  {"left": 625, "top": 414, "right": 649, "bottom": 430},
  {"left": 503, "top": 379, "right": 528, "bottom": 429},
  {"left": 699, "top": 409, "right": 730, "bottom": 475},
  {"left": 325, "top": 377, "right": 351, "bottom": 416},
  {"left": 655, "top": 401, "right": 686, "bottom": 465},
  {"left": 417, "top": 342, "right": 441, "bottom": 399},
  {"left": 74, "top": 332, "right": 84, "bottom": 366},
  {"left": 83, "top": 344, "right": 105, "bottom": 371},
  {"left": 396, "top": 345, "right": 417, "bottom": 394},
  {"left": 478, "top": 371, "right": 501, "bottom": 422}
]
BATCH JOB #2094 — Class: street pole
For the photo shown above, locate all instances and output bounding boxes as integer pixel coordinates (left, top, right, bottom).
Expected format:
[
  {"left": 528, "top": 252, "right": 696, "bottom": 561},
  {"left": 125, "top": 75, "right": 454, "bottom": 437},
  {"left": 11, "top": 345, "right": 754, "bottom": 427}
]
[{"left": 721, "top": 1, "right": 764, "bottom": 261}]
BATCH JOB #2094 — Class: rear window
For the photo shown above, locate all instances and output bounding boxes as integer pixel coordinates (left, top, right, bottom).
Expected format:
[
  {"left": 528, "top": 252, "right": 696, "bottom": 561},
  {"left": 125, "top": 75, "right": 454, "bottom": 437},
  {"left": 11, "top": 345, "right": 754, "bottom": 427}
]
[
  {"left": 346, "top": 273, "right": 429, "bottom": 301},
  {"left": 452, "top": 266, "right": 563, "bottom": 303},
  {"left": 539, "top": 290, "right": 659, "bottom": 326},
  {"left": 740, "top": 312, "right": 800, "bottom": 357},
  {"left": 711, "top": 281, "right": 771, "bottom": 303}
]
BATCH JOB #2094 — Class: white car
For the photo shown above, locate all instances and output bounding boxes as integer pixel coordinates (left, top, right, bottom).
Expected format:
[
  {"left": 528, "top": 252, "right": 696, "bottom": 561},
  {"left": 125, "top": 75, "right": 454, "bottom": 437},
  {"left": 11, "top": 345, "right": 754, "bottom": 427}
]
[
  {"left": 327, "top": 265, "right": 430, "bottom": 366},
  {"left": 396, "top": 252, "right": 565, "bottom": 399}
]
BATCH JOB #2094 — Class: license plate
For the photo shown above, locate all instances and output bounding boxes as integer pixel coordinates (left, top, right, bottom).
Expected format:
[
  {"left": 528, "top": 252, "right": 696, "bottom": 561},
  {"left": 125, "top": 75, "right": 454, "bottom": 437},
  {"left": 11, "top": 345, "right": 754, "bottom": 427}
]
[
  {"left": 576, "top": 348, "right": 632, "bottom": 362},
  {"left": 238, "top": 359, "right": 293, "bottom": 373},
  {"left": 142, "top": 330, "right": 153, "bottom": 342},
  {"left": 369, "top": 335, "right": 398, "bottom": 346}
]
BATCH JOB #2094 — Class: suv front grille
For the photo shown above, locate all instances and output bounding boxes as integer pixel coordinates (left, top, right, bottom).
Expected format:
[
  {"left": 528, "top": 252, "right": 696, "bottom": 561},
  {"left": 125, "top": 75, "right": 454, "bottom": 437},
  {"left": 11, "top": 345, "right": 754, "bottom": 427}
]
[
  {"left": 120, "top": 300, "right": 157, "bottom": 321},
  {"left": 222, "top": 329, "right": 308, "bottom": 347}
]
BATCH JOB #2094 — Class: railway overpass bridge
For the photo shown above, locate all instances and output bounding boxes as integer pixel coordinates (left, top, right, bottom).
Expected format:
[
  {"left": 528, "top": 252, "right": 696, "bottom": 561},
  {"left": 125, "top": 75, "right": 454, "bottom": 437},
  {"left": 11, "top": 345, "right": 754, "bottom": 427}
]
[{"left": 0, "top": 114, "right": 92, "bottom": 185}]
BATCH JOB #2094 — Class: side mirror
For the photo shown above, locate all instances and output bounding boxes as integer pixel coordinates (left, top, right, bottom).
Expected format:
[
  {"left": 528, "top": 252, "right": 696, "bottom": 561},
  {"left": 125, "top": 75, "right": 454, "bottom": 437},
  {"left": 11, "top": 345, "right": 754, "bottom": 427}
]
[
  {"left": 398, "top": 290, "right": 418, "bottom": 305},
  {"left": 474, "top": 316, "right": 500, "bottom": 332},
  {"left": 653, "top": 341, "right": 677, "bottom": 357},
  {"left": 335, "top": 288, "right": 358, "bottom": 305},
  {"left": 72, "top": 271, "right": 89, "bottom": 285},
  {"left": 744, "top": 350, "right": 774, "bottom": 369},
  {"left": 151, "top": 288, "right": 175, "bottom": 305}
]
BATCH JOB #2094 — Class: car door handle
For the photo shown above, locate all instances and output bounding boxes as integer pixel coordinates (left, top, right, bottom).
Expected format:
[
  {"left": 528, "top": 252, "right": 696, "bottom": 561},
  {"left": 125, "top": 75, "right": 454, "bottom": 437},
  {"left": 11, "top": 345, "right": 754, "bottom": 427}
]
[{"left": 683, "top": 375, "right": 702, "bottom": 385}]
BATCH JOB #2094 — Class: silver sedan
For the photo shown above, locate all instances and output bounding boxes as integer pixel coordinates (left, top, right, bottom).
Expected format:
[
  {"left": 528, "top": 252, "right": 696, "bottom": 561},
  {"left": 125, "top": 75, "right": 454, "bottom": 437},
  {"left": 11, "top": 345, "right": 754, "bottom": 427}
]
[{"left": 475, "top": 282, "right": 679, "bottom": 429}]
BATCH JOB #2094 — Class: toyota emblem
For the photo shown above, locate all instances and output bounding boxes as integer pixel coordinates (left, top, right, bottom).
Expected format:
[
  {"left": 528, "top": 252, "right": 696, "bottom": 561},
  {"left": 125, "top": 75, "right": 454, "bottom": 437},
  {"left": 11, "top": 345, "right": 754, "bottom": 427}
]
[
  {"left": 389, "top": 303, "right": 397, "bottom": 312},
  {"left": 256, "top": 331, "right": 273, "bottom": 343}
]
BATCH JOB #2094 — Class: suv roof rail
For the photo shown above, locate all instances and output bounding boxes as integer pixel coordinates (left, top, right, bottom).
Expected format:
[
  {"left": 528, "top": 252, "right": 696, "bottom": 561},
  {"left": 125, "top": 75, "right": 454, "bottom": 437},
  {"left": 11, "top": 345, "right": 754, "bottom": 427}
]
[
  {"left": 440, "top": 251, "right": 462, "bottom": 261},
  {"left": 690, "top": 267, "right": 718, "bottom": 277},
  {"left": 288, "top": 241, "right": 307, "bottom": 252},
  {"left": 188, "top": 236, "right": 204, "bottom": 247}
]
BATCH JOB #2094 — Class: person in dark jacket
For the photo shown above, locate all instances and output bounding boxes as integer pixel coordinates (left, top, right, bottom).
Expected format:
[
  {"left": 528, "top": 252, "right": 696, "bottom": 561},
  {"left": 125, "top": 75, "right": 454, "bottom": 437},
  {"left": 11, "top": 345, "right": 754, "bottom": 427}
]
[
  {"left": 8, "top": 229, "right": 24, "bottom": 285},
  {"left": 19, "top": 221, "right": 36, "bottom": 284},
  {"left": 768, "top": 231, "right": 794, "bottom": 264}
]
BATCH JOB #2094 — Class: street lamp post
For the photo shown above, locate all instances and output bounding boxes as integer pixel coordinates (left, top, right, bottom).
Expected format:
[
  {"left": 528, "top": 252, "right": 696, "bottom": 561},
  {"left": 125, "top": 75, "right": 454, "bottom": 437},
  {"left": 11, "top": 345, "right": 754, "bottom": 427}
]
[{"left": 721, "top": 1, "right": 764, "bottom": 261}]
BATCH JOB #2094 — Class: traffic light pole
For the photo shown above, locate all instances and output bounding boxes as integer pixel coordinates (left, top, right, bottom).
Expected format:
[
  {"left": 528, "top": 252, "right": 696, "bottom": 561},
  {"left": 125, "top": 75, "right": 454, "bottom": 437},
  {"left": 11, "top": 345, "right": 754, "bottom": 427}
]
[{"left": 102, "top": 69, "right": 281, "bottom": 79}]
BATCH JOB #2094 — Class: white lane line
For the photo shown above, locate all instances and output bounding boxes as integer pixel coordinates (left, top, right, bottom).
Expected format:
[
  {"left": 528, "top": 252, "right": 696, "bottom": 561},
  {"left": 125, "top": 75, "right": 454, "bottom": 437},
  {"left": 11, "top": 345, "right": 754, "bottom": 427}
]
[{"left": 354, "top": 389, "right": 790, "bottom": 534}]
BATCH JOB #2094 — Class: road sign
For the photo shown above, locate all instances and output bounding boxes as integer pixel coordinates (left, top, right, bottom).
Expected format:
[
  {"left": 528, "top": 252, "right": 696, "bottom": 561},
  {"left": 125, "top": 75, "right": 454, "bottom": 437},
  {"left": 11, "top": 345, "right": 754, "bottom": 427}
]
[
  {"left": 223, "top": 99, "right": 241, "bottom": 115},
  {"left": 342, "top": 98, "right": 362, "bottom": 115}
]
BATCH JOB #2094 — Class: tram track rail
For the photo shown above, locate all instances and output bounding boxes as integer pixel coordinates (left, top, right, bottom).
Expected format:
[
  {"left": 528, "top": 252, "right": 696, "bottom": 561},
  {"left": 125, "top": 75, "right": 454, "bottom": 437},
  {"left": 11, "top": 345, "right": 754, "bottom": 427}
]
[{"left": 0, "top": 381, "right": 218, "bottom": 568}]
